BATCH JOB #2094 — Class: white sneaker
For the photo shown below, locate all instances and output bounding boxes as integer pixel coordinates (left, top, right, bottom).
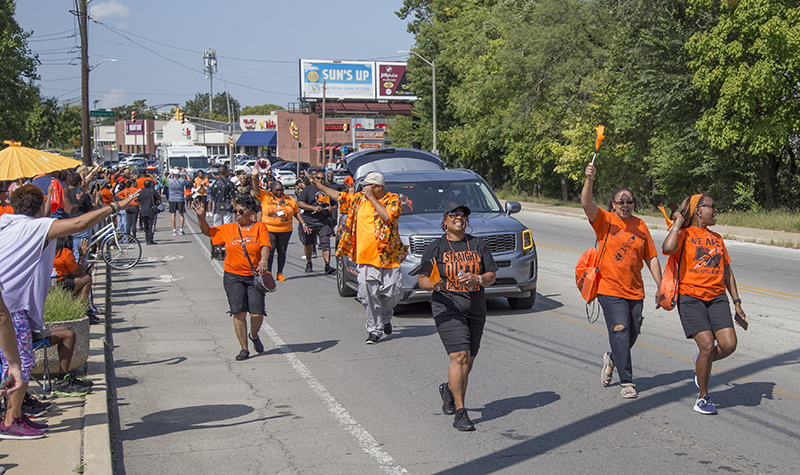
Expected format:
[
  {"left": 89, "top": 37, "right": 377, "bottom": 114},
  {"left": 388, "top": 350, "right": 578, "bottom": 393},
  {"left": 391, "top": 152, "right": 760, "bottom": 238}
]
[
  {"left": 172, "top": 229, "right": 177, "bottom": 236},
  {"left": 178, "top": 229, "right": 185, "bottom": 236}
]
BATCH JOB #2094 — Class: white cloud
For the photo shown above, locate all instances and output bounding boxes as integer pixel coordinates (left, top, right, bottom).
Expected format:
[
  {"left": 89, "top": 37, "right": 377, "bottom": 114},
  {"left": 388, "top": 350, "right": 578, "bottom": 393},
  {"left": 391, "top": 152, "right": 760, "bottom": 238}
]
[
  {"left": 90, "top": 0, "right": 130, "bottom": 22},
  {"left": 100, "top": 88, "right": 127, "bottom": 109}
]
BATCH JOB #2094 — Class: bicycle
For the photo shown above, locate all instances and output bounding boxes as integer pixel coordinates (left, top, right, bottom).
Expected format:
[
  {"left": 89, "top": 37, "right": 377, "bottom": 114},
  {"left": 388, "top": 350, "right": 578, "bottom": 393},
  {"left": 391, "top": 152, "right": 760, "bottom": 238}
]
[{"left": 88, "top": 220, "right": 142, "bottom": 270}]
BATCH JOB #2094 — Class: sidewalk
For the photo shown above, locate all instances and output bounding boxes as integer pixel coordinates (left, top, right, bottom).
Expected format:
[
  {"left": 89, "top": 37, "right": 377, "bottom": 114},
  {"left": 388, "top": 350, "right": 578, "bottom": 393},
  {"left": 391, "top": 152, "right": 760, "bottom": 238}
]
[
  {"left": 518, "top": 201, "right": 800, "bottom": 248},
  {"left": 3, "top": 203, "right": 798, "bottom": 475}
]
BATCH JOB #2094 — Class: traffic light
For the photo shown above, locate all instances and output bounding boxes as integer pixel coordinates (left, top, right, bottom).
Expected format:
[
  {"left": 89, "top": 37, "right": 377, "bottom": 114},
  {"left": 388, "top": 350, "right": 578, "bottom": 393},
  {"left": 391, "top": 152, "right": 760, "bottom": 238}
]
[
  {"left": 180, "top": 112, "right": 185, "bottom": 124},
  {"left": 131, "top": 111, "right": 137, "bottom": 121},
  {"left": 229, "top": 136, "right": 235, "bottom": 148},
  {"left": 174, "top": 108, "right": 180, "bottom": 121},
  {"left": 290, "top": 121, "right": 299, "bottom": 140}
]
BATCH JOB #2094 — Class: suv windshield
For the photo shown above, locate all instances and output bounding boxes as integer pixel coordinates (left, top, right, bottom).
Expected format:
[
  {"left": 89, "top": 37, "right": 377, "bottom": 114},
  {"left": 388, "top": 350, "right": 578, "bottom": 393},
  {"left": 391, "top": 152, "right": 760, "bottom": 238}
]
[{"left": 385, "top": 179, "right": 502, "bottom": 215}]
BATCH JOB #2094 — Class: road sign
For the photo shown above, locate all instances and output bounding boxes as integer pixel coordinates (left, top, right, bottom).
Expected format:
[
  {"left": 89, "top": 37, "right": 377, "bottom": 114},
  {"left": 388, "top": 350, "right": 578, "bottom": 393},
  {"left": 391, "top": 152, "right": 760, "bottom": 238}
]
[{"left": 90, "top": 109, "right": 115, "bottom": 118}]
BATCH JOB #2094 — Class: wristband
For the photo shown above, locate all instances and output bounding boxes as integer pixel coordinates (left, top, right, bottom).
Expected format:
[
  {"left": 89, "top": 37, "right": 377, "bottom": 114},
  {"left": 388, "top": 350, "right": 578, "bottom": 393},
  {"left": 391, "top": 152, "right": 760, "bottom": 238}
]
[
  {"left": 733, "top": 298, "right": 741, "bottom": 304},
  {"left": 477, "top": 275, "right": 483, "bottom": 286},
  {"left": 109, "top": 203, "right": 119, "bottom": 213}
]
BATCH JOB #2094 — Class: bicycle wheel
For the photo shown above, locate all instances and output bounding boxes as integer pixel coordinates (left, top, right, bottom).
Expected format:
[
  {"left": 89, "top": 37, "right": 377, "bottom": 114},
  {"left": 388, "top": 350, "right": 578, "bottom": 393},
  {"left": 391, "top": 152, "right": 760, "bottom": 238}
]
[{"left": 102, "top": 233, "right": 142, "bottom": 270}]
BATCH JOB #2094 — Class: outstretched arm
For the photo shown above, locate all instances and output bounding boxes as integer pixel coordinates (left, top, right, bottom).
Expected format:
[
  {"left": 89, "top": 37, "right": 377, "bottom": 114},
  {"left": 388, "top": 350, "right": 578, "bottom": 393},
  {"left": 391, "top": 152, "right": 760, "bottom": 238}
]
[{"left": 581, "top": 163, "right": 600, "bottom": 223}]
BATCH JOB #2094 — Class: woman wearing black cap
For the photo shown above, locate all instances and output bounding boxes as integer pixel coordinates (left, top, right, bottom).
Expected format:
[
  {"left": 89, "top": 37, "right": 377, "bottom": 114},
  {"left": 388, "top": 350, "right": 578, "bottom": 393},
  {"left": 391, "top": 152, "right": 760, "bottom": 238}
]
[{"left": 418, "top": 202, "right": 498, "bottom": 431}]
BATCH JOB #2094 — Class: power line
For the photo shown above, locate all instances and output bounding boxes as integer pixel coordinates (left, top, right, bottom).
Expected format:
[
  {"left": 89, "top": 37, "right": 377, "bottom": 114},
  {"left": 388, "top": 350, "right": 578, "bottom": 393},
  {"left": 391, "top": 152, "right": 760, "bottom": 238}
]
[{"left": 29, "top": 28, "right": 75, "bottom": 39}]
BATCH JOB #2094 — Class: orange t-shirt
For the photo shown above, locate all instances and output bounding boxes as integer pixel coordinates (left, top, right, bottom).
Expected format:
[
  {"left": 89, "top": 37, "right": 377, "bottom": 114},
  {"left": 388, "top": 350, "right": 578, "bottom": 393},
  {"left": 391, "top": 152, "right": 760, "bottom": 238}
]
[
  {"left": 0, "top": 202, "right": 13, "bottom": 217},
  {"left": 210, "top": 222, "right": 271, "bottom": 276},
  {"left": 591, "top": 208, "right": 657, "bottom": 300},
  {"left": 194, "top": 177, "right": 209, "bottom": 196},
  {"left": 257, "top": 189, "right": 299, "bottom": 233},
  {"left": 101, "top": 188, "right": 113, "bottom": 206},
  {"left": 672, "top": 226, "right": 731, "bottom": 300},
  {"left": 354, "top": 200, "right": 400, "bottom": 268},
  {"left": 116, "top": 187, "right": 139, "bottom": 206},
  {"left": 53, "top": 248, "right": 79, "bottom": 280},
  {"left": 136, "top": 177, "right": 155, "bottom": 189}
]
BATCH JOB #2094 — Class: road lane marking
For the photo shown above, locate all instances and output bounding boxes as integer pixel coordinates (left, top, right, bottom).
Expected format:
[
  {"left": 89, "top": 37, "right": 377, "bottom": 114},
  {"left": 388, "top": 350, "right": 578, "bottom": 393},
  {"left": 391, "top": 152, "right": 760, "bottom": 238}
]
[
  {"left": 534, "top": 299, "right": 800, "bottom": 401},
  {"left": 184, "top": 220, "right": 408, "bottom": 475},
  {"left": 738, "top": 284, "right": 800, "bottom": 299}
]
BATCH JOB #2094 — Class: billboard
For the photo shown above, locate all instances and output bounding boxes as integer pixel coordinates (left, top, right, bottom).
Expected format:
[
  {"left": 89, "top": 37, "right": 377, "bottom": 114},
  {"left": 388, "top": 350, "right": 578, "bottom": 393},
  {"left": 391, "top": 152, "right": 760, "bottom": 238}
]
[
  {"left": 125, "top": 120, "right": 144, "bottom": 135},
  {"left": 301, "top": 60, "right": 375, "bottom": 100},
  {"left": 376, "top": 62, "right": 416, "bottom": 100}
]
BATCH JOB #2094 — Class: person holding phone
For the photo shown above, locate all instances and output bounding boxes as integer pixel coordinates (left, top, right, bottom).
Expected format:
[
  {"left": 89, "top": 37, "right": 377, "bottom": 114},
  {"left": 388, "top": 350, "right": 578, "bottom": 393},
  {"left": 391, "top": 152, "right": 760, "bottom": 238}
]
[
  {"left": 581, "top": 163, "right": 662, "bottom": 399},
  {"left": 417, "top": 202, "right": 497, "bottom": 431},
  {"left": 662, "top": 194, "right": 746, "bottom": 415}
]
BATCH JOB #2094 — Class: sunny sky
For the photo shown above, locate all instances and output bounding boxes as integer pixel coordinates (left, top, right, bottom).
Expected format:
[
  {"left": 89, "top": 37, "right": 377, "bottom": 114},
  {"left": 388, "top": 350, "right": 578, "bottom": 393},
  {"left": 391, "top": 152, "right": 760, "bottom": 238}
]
[{"left": 16, "top": 0, "right": 416, "bottom": 112}]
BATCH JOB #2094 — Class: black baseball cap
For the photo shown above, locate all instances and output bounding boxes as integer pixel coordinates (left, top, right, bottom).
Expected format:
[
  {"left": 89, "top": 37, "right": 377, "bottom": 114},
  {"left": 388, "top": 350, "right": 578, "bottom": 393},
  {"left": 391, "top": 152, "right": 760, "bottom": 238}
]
[{"left": 442, "top": 201, "right": 471, "bottom": 217}]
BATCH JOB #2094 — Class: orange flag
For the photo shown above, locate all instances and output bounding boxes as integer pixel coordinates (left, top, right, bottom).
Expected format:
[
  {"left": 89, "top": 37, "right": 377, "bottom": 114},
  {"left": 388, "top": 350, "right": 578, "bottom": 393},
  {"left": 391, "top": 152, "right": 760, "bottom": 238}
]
[
  {"left": 594, "top": 125, "right": 605, "bottom": 151},
  {"left": 429, "top": 259, "right": 441, "bottom": 286}
]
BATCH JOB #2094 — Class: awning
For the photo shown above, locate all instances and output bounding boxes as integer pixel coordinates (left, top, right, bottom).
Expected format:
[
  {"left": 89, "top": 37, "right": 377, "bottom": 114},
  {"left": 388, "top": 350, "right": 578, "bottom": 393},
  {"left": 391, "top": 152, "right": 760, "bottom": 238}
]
[{"left": 236, "top": 131, "right": 277, "bottom": 147}]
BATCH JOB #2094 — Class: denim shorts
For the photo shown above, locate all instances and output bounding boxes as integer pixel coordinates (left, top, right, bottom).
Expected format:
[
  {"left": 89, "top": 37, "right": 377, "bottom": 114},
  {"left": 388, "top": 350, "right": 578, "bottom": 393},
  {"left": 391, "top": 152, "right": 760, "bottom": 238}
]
[{"left": 677, "top": 293, "right": 733, "bottom": 338}]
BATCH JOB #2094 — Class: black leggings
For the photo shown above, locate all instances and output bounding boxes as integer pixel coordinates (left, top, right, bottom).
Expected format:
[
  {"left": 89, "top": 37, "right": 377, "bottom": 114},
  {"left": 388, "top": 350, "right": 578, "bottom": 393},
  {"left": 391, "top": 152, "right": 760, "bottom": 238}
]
[{"left": 268, "top": 231, "right": 292, "bottom": 274}]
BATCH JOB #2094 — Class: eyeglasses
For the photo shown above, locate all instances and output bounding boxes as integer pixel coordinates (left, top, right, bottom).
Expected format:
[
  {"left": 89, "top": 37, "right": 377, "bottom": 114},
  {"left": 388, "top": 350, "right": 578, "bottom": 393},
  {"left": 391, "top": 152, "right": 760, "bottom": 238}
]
[
  {"left": 447, "top": 210, "right": 468, "bottom": 217},
  {"left": 697, "top": 202, "right": 716, "bottom": 209},
  {"left": 234, "top": 209, "right": 247, "bottom": 215},
  {"left": 615, "top": 200, "right": 634, "bottom": 206}
]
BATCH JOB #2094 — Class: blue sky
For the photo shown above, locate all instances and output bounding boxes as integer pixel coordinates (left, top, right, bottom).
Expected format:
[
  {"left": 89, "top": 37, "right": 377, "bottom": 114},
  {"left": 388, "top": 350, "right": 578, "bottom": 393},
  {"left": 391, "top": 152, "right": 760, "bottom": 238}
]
[{"left": 16, "top": 0, "right": 416, "bottom": 111}]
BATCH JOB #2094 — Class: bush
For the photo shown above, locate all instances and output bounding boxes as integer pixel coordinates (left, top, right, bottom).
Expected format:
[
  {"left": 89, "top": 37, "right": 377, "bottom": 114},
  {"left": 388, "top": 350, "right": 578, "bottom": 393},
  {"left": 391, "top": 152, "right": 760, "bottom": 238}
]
[{"left": 43, "top": 286, "right": 89, "bottom": 323}]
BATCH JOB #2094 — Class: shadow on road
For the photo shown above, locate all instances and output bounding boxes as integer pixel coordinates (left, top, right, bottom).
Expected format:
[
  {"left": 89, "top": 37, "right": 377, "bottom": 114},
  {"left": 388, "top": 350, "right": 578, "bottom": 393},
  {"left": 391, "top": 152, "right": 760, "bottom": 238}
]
[
  {"left": 472, "top": 391, "right": 561, "bottom": 424},
  {"left": 263, "top": 340, "right": 340, "bottom": 355},
  {"left": 121, "top": 404, "right": 289, "bottom": 441}
]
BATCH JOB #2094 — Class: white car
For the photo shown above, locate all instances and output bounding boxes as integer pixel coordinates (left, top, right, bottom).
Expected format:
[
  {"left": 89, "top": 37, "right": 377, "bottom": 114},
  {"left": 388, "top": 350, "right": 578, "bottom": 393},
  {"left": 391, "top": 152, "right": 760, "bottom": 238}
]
[
  {"left": 235, "top": 160, "right": 257, "bottom": 173},
  {"left": 271, "top": 169, "right": 297, "bottom": 188}
]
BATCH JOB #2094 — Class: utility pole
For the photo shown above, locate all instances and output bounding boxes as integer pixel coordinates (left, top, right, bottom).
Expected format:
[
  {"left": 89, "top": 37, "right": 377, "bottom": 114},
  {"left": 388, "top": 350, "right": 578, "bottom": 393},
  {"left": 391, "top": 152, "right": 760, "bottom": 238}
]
[
  {"left": 203, "top": 50, "right": 217, "bottom": 116},
  {"left": 321, "top": 80, "right": 326, "bottom": 166},
  {"left": 77, "top": 0, "right": 91, "bottom": 166}
]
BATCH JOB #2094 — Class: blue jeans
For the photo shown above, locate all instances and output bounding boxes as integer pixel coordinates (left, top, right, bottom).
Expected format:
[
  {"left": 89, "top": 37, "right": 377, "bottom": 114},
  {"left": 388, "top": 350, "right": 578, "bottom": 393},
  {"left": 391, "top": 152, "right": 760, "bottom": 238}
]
[
  {"left": 598, "top": 295, "right": 644, "bottom": 384},
  {"left": 117, "top": 209, "right": 128, "bottom": 234}
]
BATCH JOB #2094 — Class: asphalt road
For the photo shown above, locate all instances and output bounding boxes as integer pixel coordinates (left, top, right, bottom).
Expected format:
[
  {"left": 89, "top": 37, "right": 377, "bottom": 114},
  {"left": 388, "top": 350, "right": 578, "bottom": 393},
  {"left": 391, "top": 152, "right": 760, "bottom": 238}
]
[{"left": 110, "top": 209, "right": 800, "bottom": 474}]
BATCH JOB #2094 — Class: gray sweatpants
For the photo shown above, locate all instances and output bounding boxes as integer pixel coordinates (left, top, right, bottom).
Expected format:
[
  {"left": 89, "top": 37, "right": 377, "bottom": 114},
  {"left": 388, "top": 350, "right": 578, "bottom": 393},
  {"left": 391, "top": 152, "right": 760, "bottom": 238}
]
[{"left": 357, "top": 264, "right": 403, "bottom": 336}]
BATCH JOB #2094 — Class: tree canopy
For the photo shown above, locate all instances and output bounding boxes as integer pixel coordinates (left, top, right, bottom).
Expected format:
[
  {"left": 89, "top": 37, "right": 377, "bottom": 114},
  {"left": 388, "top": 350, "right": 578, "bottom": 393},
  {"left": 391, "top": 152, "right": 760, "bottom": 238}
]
[
  {"left": 182, "top": 92, "right": 241, "bottom": 122},
  {"left": 241, "top": 104, "right": 284, "bottom": 115},
  {"left": 396, "top": 0, "right": 800, "bottom": 210}
]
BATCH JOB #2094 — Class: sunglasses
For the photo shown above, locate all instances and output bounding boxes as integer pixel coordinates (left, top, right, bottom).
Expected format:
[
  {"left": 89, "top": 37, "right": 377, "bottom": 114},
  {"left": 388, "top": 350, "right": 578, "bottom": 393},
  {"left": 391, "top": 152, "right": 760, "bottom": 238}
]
[
  {"left": 697, "top": 202, "right": 716, "bottom": 209},
  {"left": 615, "top": 200, "right": 635, "bottom": 206},
  {"left": 447, "top": 210, "right": 468, "bottom": 217},
  {"left": 234, "top": 209, "right": 248, "bottom": 215}
]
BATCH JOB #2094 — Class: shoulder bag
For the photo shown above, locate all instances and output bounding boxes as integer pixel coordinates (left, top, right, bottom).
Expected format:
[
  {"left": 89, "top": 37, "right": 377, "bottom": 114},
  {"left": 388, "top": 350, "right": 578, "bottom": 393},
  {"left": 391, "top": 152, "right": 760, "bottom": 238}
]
[{"left": 658, "top": 232, "right": 684, "bottom": 311}]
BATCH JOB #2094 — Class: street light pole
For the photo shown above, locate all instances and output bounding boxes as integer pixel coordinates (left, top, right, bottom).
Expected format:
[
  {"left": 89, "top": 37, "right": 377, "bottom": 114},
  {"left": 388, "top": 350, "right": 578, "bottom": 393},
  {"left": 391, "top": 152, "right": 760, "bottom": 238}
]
[{"left": 399, "top": 50, "right": 436, "bottom": 153}]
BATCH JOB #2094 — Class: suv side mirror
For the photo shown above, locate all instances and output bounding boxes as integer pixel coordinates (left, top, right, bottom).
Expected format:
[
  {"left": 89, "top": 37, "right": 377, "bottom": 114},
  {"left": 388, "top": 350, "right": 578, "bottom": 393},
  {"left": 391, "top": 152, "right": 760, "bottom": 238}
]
[{"left": 505, "top": 200, "right": 521, "bottom": 215}]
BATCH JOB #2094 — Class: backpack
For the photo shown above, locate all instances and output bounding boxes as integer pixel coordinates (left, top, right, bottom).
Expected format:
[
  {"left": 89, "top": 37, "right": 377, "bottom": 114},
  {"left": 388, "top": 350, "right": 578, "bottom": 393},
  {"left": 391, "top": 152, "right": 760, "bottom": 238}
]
[{"left": 575, "top": 225, "right": 610, "bottom": 303}]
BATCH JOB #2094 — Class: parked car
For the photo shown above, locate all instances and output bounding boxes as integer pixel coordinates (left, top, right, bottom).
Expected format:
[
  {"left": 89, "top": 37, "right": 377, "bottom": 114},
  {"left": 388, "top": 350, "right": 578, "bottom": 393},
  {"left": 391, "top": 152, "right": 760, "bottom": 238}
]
[
  {"left": 235, "top": 160, "right": 257, "bottom": 174},
  {"left": 274, "top": 161, "right": 311, "bottom": 174},
  {"left": 270, "top": 169, "right": 297, "bottom": 188},
  {"left": 209, "top": 155, "right": 230, "bottom": 167},
  {"left": 335, "top": 148, "right": 538, "bottom": 309},
  {"left": 331, "top": 169, "right": 350, "bottom": 186}
]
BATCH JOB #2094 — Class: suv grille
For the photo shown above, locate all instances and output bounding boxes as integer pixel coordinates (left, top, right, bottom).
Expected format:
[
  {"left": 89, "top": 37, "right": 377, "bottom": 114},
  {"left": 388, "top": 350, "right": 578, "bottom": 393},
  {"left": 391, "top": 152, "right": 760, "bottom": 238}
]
[{"left": 409, "top": 233, "right": 516, "bottom": 256}]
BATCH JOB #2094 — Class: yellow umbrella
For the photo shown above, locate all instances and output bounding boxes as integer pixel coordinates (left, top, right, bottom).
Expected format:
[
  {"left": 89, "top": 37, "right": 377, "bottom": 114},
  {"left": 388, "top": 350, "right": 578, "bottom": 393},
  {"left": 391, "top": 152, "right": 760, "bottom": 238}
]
[{"left": 0, "top": 140, "right": 83, "bottom": 181}]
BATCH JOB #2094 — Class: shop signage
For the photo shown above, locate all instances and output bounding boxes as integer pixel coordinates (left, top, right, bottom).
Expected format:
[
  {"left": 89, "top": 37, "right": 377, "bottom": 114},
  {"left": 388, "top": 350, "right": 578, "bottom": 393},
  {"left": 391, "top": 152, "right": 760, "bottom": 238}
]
[
  {"left": 358, "top": 143, "right": 383, "bottom": 150},
  {"left": 125, "top": 120, "right": 144, "bottom": 135},
  {"left": 325, "top": 123, "right": 350, "bottom": 132},
  {"left": 354, "top": 130, "right": 384, "bottom": 140}
]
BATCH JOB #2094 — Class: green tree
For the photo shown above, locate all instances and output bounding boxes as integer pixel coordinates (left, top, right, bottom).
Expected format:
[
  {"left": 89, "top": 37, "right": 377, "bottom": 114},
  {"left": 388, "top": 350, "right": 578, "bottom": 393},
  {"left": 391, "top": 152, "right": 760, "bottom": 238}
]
[
  {"left": 688, "top": 0, "right": 800, "bottom": 208},
  {"left": 24, "top": 96, "right": 59, "bottom": 148},
  {"left": 0, "top": 0, "right": 41, "bottom": 145},
  {"left": 241, "top": 103, "right": 284, "bottom": 115},
  {"left": 56, "top": 105, "right": 82, "bottom": 146},
  {"left": 182, "top": 92, "right": 240, "bottom": 121}
]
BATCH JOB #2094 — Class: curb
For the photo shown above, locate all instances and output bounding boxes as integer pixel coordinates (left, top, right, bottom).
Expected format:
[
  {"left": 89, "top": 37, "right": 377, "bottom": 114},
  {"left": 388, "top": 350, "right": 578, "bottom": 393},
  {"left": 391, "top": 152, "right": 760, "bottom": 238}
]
[{"left": 84, "top": 333, "right": 113, "bottom": 475}]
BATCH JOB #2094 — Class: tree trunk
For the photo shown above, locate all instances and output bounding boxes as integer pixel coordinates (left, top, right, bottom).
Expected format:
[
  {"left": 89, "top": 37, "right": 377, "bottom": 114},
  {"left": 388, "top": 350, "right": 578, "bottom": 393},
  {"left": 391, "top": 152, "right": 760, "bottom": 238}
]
[{"left": 561, "top": 173, "right": 568, "bottom": 202}]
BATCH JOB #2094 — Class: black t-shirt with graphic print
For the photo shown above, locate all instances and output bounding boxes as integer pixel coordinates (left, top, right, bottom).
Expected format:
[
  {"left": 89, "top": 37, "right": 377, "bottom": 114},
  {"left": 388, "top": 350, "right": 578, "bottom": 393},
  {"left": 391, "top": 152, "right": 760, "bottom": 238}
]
[
  {"left": 420, "top": 234, "right": 498, "bottom": 318},
  {"left": 297, "top": 184, "right": 333, "bottom": 227}
]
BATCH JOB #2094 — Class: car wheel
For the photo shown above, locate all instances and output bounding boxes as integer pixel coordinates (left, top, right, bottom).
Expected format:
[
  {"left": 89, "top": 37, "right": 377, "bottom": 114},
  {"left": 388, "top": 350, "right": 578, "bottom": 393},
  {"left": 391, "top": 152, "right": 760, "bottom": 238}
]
[
  {"left": 507, "top": 292, "right": 536, "bottom": 310},
  {"left": 336, "top": 256, "right": 356, "bottom": 297}
]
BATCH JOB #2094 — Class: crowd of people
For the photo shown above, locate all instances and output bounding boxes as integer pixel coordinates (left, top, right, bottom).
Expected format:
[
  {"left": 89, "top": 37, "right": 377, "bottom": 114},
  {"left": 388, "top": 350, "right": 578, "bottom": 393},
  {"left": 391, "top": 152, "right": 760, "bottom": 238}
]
[{"left": 0, "top": 154, "right": 751, "bottom": 447}]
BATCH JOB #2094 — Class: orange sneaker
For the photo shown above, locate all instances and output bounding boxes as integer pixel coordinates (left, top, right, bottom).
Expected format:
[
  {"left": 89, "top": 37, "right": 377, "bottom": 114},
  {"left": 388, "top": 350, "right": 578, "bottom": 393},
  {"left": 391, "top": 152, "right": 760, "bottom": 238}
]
[{"left": 276, "top": 273, "right": 286, "bottom": 281}]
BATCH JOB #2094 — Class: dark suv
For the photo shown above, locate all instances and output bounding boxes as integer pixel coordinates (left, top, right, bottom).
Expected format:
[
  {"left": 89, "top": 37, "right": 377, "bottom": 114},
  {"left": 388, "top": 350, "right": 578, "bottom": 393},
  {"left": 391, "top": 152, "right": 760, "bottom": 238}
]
[{"left": 335, "top": 148, "right": 538, "bottom": 309}]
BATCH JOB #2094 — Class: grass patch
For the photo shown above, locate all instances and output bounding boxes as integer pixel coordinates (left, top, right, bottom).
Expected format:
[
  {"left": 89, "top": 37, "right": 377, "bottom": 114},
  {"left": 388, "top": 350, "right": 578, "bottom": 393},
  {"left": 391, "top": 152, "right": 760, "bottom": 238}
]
[
  {"left": 44, "top": 286, "right": 89, "bottom": 323},
  {"left": 493, "top": 190, "right": 800, "bottom": 233}
]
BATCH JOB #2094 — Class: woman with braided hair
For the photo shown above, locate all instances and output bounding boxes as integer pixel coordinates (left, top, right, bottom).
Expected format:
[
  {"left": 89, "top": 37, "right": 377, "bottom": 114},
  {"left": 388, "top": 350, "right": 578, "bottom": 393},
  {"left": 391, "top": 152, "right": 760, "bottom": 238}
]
[{"left": 662, "top": 193, "right": 746, "bottom": 415}]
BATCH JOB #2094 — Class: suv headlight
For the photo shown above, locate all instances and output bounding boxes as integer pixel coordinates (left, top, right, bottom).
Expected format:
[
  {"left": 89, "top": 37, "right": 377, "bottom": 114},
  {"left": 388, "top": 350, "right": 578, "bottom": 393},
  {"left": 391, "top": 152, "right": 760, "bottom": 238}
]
[{"left": 521, "top": 228, "right": 534, "bottom": 255}]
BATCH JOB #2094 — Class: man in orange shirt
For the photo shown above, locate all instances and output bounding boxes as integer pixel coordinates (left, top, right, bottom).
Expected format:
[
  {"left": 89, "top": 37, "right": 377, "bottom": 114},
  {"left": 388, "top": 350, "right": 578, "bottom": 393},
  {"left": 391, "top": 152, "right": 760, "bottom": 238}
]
[
  {"left": 116, "top": 180, "right": 140, "bottom": 238},
  {"left": 314, "top": 172, "right": 407, "bottom": 344},
  {"left": 193, "top": 170, "right": 210, "bottom": 204}
]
